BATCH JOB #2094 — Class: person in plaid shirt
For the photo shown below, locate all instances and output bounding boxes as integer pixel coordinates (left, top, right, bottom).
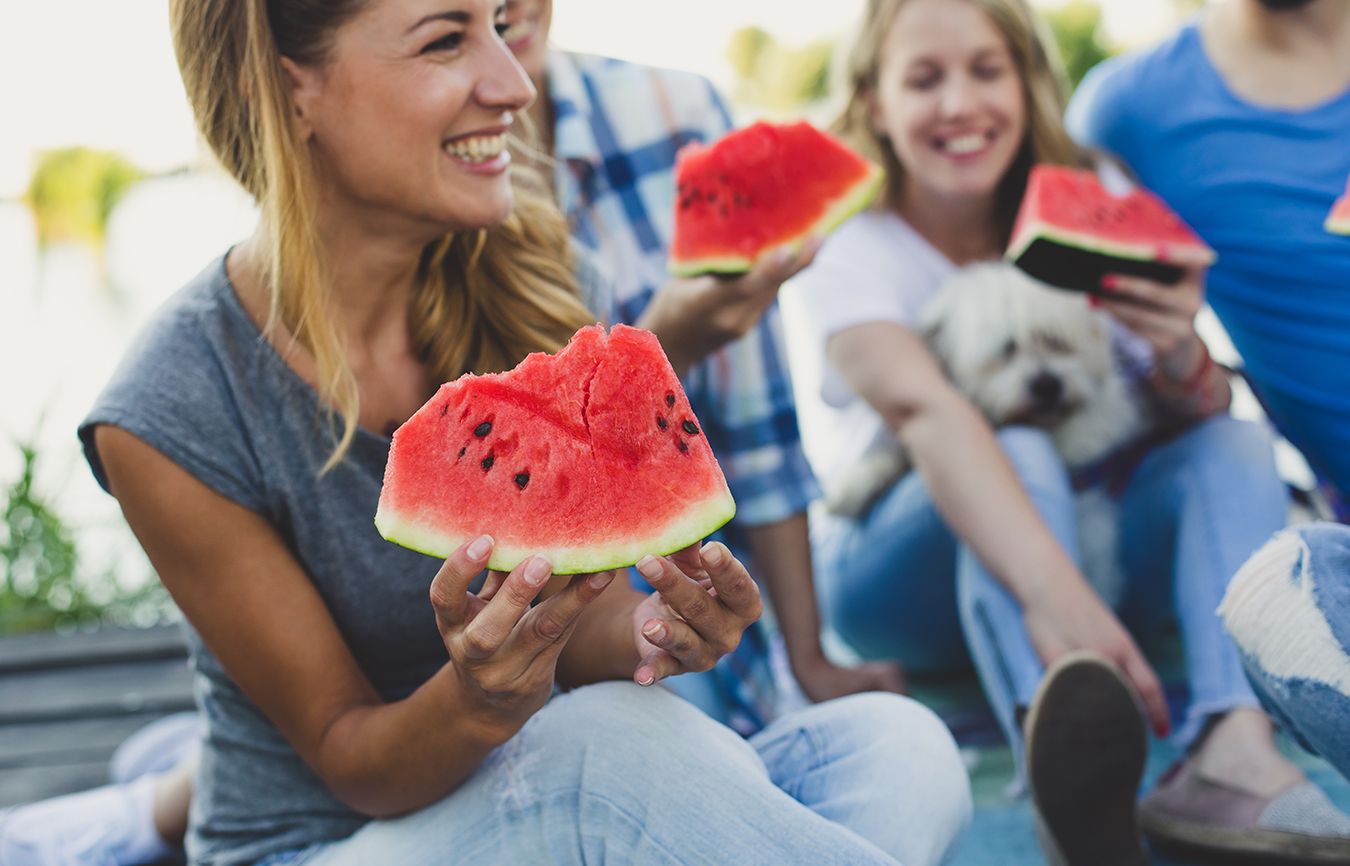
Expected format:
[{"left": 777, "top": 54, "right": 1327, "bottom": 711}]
[{"left": 502, "top": 0, "right": 906, "bottom": 732}]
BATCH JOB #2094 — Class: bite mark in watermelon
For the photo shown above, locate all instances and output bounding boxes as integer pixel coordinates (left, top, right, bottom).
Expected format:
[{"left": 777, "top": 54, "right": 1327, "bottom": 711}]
[
  {"left": 1007, "top": 165, "right": 1215, "bottom": 293},
  {"left": 669, "top": 121, "right": 884, "bottom": 276},
  {"left": 1327, "top": 179, "right": 1350, "bottom": 236},
  {"left": 376, "top": 324, "right": 736, "bottom": 574}
]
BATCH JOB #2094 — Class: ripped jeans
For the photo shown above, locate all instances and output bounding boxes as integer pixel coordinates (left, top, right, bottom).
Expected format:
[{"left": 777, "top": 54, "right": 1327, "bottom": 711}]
[
  {"left": 1221, "top": 523, "right": 1350, "bottom": 782},
  {"left": 255, "top": 682, "right": 971, "bottom": 866}
]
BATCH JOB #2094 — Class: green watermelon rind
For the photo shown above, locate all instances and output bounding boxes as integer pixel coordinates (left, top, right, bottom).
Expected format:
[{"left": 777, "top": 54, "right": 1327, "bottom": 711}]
[
  {"left": 1006, "top": 221, "right": 1216, "bottom": 267},
  {"left": 375, "top": 487, "right": 737, "bottom": 575},
  {"left": 1328, "top": 195, "right": 1350, "bottom": 236},
  {"left": 669, "top": 163, "right": 886, "bottom": 277}
]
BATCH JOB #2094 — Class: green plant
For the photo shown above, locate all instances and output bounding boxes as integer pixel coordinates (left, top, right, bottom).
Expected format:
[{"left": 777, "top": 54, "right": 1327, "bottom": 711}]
[
  {"left": 25, "top": 147, "right": 143, "bottom": 252},
  {"left": 1043, "top": 0, "right": 1115, "bottom": 91},
  {"left": 726, "top": 26, "right": 836, "bottom": 112},
  {"left": 0, "top": 439, "right": 171, "bottom": 635}
]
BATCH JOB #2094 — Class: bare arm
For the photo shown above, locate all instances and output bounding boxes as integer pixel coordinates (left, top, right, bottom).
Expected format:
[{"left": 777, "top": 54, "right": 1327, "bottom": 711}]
[
  {"left": 828, "top": 322, "right": 1170, "bottom": 733},
  {"left": 95, "top": 426, "right": 607, "bottom": 817},
  {"left": 742, "top": 515, "right": 905, "bottom": 701}
]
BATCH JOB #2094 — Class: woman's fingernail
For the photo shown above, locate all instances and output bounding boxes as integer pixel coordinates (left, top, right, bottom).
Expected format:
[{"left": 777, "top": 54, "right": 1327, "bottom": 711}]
[
  {"left": 1087, "top": 295, "right": 1101, "bottom": 309},
  {"left": 588, "top": 571, "right": 615, "bottom": 590},
  {"left": 524, "top": 557, "right": 551, "bottom": 586},
  {"left": 1101, "top": 274, "right": 1119, "bottom": 291},
  {"left": 642, "top": 621, "right": 666, "bottom": 641},
  {"left": 1155, "top": 243, "right": 1171, "bottom": 260},
  {"left": 467, "top": 535, "right": 493, "bottom": 561},
  {"left": 701, "top": 543, "right": 726, "bottom": 568},
  {"left": 636, "top": 555, "right": 662, "bottom": 579},
  {"left": 637, "top": 671, "right": 656, "bottom": 687}
]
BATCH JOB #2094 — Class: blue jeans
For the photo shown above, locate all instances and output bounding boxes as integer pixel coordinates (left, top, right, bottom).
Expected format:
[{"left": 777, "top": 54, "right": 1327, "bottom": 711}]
[
  {"left": 1221, "top": 523, "right": 1350, "bottom": 782},
  {"left": 258, "top": 683, "right": 970, "bottom": 866},
  {"left": 817, "top": 416, "right": 1288, "bottom": 776}
]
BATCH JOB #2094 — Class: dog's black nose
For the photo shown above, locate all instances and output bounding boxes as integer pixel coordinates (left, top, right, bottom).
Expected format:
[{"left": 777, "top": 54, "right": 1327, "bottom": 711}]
[{"left": 1029, "top": 371, "right": 1063, "bottom": 405}]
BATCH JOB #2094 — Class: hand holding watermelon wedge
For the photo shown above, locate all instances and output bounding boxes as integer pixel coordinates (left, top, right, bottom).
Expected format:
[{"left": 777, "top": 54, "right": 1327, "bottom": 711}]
[
  {"left": 429, "top": 535, "right": 619, "bottom": 739},
  {"left": 637, "top": 239, "right": 820, "bottom": 374},
  {"left": 630, "top": 541, "right": 764, "bottom": 687}
]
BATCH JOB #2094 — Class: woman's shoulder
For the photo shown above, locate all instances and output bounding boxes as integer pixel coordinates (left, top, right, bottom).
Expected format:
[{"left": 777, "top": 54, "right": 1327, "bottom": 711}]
[{"left": 80, "top": 253, "right": 273, "bottom": 506}]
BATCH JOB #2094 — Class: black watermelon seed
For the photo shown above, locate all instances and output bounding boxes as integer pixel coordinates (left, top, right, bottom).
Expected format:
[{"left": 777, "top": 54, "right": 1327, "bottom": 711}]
[
  {"left": 656, "top": 415, "right": 668, "bottom": 430},
  {"left": 481, "top": 455, "right": 495, "bottom": 471},
  {"left": 665, "top": 393, "right": 676, "bottom": 407},
  {"left": 681, "top": 420, "right": 700, "bottom": 436},
  {"left": 677, "top": 440, "right": 689, "bottom": 454},
  {"left": 474, "top": 421, "right": 492, "bottom": 437},
  {"left": 440, "top": 403, "right": 449, "bottom": 417},
  {"left": 457, "top": 447, "right": 466, "bottom": 459},
  {"left": 514, "top": 473, "right": 530, "bottom": 489}
]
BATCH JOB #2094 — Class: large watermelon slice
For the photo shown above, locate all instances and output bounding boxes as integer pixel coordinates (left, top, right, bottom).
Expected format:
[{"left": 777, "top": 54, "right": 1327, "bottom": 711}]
[
  {"left": 1007, "top": 165, "right": 1215, "bottom": 293},
  {"left": 376, "top": 324, "right": 736, "bottom": 574},
  {"left": 1327, "top": 178, "right": 1350, "bottom": 236},
  {"left": 668, "top": 121, "right": 884, "bottom": 276}
]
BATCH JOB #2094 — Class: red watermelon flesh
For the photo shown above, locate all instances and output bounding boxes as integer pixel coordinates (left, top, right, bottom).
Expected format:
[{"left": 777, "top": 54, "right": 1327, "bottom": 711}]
[
  {"left": 669, "top": 121, "right": 884, "bottom": 276},
  {"left": 1327, "top": 179, "right": 1350, "bottom": 236},
  {"left": 1008, "top": 165, "right": 1215, "bottom": 293},
  {"left": 376, "top": 324, "right": 736, "bottom": 574}
]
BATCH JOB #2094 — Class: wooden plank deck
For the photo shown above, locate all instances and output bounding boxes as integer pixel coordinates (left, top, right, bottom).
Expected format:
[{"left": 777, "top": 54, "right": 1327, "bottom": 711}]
[{"left": 0, "top": 625, "right": 193, "bottom": 809}]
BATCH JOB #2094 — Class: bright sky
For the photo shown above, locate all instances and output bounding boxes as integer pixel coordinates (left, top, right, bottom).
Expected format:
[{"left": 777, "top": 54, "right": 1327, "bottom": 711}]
[{"left": 0, "top": 0, "right": 1193, "bottom": 197}]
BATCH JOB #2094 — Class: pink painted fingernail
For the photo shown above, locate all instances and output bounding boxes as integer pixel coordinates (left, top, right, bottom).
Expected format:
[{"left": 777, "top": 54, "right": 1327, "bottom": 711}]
[
  {"left": 1100, "top": 274, "right": 1119, "bottom": 291},
  {"left": 636, "top": 555, "right": 662, "bottom": 579},
  {"left": 524, "top": 557, "right": 551, "bottom": 586},
  {"left": 1087, "top": 295, "right": 1101, "bottom": 309},
  {"left": 467, "top": 535, "right": 492, "bottom": 560},
  {"left": 1155, "top": 243, "right": 1171, "bottom": 260}
]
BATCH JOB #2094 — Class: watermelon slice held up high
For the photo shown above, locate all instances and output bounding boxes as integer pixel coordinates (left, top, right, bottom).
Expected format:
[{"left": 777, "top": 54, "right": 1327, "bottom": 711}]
[
  {"left": 1007, "top": 165, "right": 1215, "bottom": 293},
  {"left": 376, "top": 325, "right": 736, "bottom": 574},
  {"left": 669, "top": 121, "right": 884, "bottom": 277},
  {"left": 1327, "top": 178, "right": 1350, "bottom": 236}
]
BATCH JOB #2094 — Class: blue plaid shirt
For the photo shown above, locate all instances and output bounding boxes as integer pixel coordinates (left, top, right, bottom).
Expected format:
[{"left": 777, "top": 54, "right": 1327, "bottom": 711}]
[{"left": 547, "top": 51, "right": 819, "bottom": 530}]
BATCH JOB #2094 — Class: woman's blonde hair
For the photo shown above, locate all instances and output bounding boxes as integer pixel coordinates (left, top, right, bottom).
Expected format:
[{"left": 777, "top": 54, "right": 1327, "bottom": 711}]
[
  {"left": 169, "top": 0, "right": 595, "bottom": 471},
  {"left": 833, "top": 0, "right": 1089, "bottom": 236}
]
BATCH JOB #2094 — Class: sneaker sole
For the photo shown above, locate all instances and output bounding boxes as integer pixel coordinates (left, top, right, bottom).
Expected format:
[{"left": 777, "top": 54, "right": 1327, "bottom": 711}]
[
  {"left": 1141, "top": 809, "right": 1350, "bottom": 865},
  {"left": 1024, "top": 650, "right": 1150, "bottom": 866}
]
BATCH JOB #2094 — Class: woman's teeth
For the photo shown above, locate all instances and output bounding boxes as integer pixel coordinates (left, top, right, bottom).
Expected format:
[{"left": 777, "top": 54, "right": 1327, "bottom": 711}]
[
  {"left": 445, "top": 133, "right": 508, "bottom": 163},
  {"left": 943, "top": 133, "right": 988, "bottom": 155}
]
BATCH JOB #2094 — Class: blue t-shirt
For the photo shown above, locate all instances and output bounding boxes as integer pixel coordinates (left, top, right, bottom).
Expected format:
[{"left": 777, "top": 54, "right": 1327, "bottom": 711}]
[{"left": 1068, "top": 21, "right": 1350, "bottom": 495}]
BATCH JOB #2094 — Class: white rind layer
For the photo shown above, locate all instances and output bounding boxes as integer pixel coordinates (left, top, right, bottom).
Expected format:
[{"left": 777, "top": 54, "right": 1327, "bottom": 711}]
[
  {"left": 671, "top": 163, "right": 885, "bottom": 277},
  {"left": 1006, "top": 221, "right": 1216, "bottom": 265},
  {"left": 375, "top": 487, "right": 737, "bottom": 575}
]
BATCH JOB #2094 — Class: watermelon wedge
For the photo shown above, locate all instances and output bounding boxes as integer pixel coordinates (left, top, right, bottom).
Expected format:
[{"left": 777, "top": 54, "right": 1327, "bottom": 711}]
[
  {"left": 668, "top": 121, "right": 884, "bottom": 276},
  {"left": 1007, "top": 165, "right": 1215, "bottom": 293},
  {"left": 1327, "top": 179, "right": 1350, "bottom": 236},
  {"left": 376, "top": 325, "right": 736, "bottom": 574}
]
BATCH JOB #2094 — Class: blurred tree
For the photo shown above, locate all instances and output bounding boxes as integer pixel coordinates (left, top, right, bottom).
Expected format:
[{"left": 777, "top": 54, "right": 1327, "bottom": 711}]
[
  {"left": 1042, "top": 0, "right": 1115, "bottom": 90},
  {"left": 726, "top": 26, "right": 835, "bottom": 112},
  {"left": 25, "top": 147, "right": 142, "bottom": 253}
]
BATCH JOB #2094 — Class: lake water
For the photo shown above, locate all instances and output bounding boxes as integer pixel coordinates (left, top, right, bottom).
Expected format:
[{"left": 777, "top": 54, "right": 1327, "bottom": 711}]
[{"left": 0, "top": 172, "right": 256, "bottom": 594}]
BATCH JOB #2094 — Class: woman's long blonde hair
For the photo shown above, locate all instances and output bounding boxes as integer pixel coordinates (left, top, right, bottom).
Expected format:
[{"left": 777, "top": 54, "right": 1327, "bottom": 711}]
[
  {"left": 833, "top": 0, "right": 1089, "bottom": 236},
  {"left": 169, "top": 0, "right": 595, "bottom": 471}
]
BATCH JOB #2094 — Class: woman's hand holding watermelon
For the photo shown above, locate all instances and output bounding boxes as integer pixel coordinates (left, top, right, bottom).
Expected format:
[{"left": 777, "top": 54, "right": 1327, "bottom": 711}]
[
  {"left": 429, "top": 535, "right": 618, "bottom": 740},
  {"left": 630, "top": 541, "right": 764, "bottom": 686},
  {"left": 638, "top": 240, "right": 820, "bottom": 375},
  {"left": 1095, "top": 244, "right": 1213, "bottom": 382}
]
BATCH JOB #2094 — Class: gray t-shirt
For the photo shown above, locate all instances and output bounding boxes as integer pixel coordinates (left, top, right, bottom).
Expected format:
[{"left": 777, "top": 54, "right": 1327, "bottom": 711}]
[{"left": 80, "top": 253, "right": 608, "bottom": 866}]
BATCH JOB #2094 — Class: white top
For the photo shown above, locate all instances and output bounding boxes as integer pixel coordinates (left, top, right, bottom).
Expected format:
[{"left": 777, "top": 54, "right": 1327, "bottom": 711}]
[{"left": 782, "top": 209, "right": 956, "bottom": 483}]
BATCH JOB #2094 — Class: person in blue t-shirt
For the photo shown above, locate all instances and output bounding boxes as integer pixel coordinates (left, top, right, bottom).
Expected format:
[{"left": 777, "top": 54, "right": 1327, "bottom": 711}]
[{"left": 1068, "top": 0, "right": 1350, "bottom": 517}]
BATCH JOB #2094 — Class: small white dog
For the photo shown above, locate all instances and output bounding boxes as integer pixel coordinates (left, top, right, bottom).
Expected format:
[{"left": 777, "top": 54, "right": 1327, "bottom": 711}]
[{"left": 824, "top": 262, "right": 1148, "bottom": 602}]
